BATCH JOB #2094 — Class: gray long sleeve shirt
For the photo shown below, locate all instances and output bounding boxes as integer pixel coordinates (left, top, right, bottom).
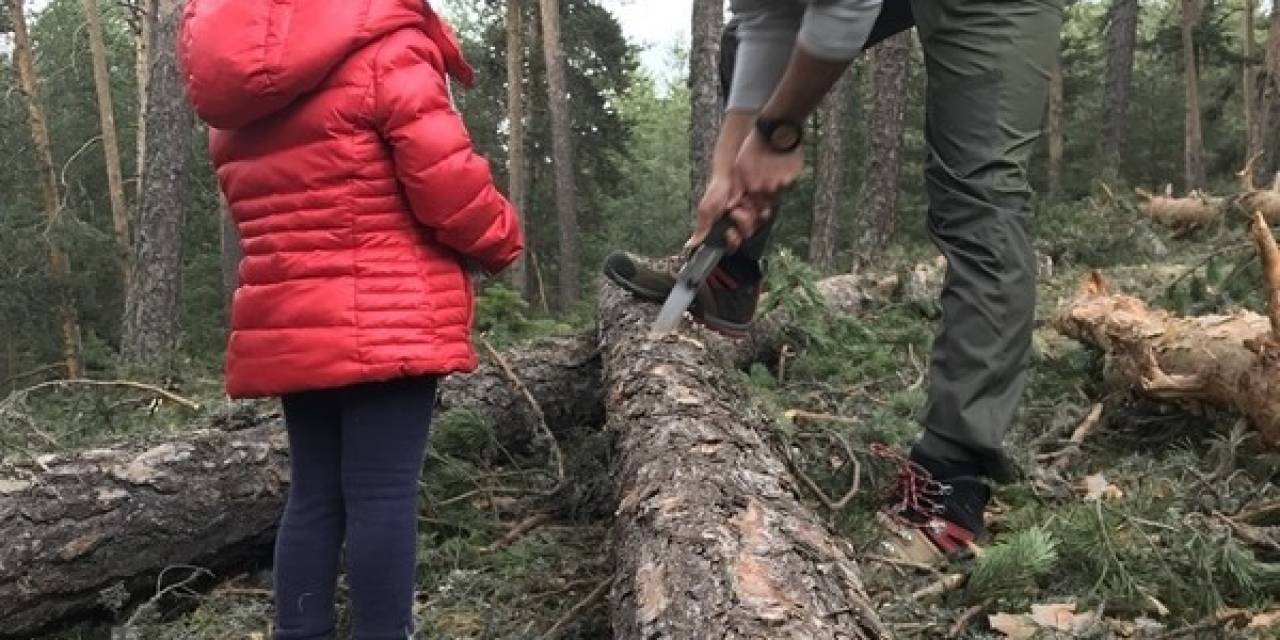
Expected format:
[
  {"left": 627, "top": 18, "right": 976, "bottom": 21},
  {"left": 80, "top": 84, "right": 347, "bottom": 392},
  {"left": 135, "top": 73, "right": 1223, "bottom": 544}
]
[{"left": 727, "top": 0, "right": 883, "bottom": 112}]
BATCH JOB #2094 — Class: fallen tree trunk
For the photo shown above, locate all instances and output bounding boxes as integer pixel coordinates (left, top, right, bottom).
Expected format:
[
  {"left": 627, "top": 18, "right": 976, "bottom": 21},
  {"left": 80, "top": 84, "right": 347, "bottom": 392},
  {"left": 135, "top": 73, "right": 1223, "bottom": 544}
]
[
  {"left": 1136, "top": 186, "right": 1224, "bottom": 233},
  {"left": 0, "top": 424, "right": 288, "bottom": 637},
  {"left": 1054, "top": 271, "right": 1279, "bottom": 449},
  {"left": 440, "top": 333, "right": 603, "bottom": 454},
  {"left": 1235, "top": 152, "right": 1280, "bottom": 225},
  {"left": 0, "top": 271, "right": 900, "bottom": 636},
  {"left": 598, "top": 283, "right": 889, "bottom": 639}
]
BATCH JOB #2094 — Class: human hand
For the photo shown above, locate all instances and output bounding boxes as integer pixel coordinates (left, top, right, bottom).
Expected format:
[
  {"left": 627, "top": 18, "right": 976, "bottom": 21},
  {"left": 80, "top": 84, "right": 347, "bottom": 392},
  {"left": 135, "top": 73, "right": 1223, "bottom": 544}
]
[
  {"left": 686, "top": 175, "right": 773, "bottom": 254},
  {"left": 733, "top": 129, "right": 804, "bottom": 203}
]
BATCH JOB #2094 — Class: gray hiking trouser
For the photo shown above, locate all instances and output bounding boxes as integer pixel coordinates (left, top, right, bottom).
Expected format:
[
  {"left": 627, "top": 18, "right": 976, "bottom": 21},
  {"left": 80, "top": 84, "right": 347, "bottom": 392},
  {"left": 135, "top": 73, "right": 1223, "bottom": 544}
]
[{"left": 722, "top": 0, "right": 1064, "bottom": 480}]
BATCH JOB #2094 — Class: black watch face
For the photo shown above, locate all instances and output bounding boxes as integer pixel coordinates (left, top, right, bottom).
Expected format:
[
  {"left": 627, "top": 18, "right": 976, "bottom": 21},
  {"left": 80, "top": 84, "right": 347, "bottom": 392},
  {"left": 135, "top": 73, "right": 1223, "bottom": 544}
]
[{"left": 769, "top": 123, "right": 802, "bottom": 151}]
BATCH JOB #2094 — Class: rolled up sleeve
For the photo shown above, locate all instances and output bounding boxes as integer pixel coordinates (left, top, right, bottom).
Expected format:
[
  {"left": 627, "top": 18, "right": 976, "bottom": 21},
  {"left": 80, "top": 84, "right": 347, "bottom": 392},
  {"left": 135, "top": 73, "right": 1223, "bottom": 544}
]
[{"left": 726, "top": 0, "right": 883, "bottom": 111}]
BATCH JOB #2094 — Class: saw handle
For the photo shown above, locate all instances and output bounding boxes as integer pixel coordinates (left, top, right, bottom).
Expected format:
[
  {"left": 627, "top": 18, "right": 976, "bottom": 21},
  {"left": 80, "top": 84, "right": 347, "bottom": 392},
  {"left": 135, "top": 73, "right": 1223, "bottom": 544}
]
[{"left": 703, "top": 215, "right": 736, "bottom": 251}]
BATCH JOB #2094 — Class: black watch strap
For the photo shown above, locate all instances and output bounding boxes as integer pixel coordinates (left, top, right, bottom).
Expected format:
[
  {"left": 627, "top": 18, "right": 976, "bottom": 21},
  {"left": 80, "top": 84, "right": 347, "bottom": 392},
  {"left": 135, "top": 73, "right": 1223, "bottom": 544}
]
[{"left": 756, "top": 117, "right": 804, "bottom": 153}]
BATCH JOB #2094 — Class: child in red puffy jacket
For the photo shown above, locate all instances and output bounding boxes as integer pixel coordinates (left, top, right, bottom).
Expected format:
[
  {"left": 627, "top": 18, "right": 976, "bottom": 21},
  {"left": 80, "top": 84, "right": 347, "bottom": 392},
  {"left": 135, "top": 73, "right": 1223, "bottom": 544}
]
[{"left": 180, "top": 0, "right": 523, "bottom": 636}]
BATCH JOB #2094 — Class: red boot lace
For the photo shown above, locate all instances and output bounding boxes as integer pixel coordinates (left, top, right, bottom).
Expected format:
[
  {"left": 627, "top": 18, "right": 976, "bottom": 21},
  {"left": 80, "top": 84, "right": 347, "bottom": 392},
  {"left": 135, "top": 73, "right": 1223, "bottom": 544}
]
[{"left": 870, "top": 443, "right": 953, "bottom": 528}]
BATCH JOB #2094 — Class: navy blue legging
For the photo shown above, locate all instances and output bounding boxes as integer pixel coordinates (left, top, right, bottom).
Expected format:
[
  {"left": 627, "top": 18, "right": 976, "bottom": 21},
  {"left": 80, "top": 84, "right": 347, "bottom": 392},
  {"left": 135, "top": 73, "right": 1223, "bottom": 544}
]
[{"left": 273, "top": 376, "right": 438, "bottom": 640}]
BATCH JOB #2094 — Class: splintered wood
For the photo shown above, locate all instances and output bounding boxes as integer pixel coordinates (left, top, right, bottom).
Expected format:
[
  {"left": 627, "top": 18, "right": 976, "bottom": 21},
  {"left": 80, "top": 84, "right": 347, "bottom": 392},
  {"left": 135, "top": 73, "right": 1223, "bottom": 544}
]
[
  {"left": 598, "top": 284, "right": 889, "bottom": 639},
  {"left": 1055, "top": 269, "right": 1279, "bottom": 448}
]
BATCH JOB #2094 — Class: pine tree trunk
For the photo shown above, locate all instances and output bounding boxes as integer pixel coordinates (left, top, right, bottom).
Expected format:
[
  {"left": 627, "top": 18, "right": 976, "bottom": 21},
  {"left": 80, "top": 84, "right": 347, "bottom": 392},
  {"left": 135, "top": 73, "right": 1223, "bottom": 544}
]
[
  {"left": 598, "top": 284, "right": 890, "bottom": 640},
  {"left": 688, "top": 0, "right": 724, "bottom": 218},
  {"left": 537, "top": 0, "right": 580, "bottom": 309},
  {"left": 1262, "top": 2, "right": 1280, "bottom": 177},
  {"left": 1245, "top": 0, "right": 1264, "bottom": 163},
  {"left": 1101, "top": 0, "right": 1138, "bottom": 175},
  {"left": 1181, "top": 0, "right": 1208, "bottom": 191},
  {"left": 852, "top": 32, "right": 910, "bottom": 272},
  {"left": 505, "top": 0, "right": 530, "bottom": 299},
  {"left": 122, "top": 0, "right": 191, "bottom": 372},
  {"left": 9, "top": 0, "right": 83, "bottom": 379},
  {"left": 84, "top": 0, "right": 132, "bottom": 288},
  {"left": 218, "top": 194, "right": 240, "bottom": 315},
  {"left": 1047, "top": 59, "right": 1065, "bottom": 199},
  {"left": 134, "top": 0, "right": 156, "bottom": 200},
  {"left": 808, "top": 69, "right": 853, "bottom": 273}
]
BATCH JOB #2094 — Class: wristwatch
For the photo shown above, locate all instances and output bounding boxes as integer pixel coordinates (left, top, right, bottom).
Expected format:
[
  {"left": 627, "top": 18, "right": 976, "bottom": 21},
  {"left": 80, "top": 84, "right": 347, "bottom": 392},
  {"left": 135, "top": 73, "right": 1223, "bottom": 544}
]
[{"left": 755, "top": 117, "right": 805, "bottom": 153}]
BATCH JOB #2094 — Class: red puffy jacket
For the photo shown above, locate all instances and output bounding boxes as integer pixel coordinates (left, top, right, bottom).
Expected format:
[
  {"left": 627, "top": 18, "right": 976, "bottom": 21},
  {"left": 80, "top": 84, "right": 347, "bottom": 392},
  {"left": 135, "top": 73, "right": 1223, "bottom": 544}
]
[{"left": 181, "top": 0, "right": 523, "bottom": 399}]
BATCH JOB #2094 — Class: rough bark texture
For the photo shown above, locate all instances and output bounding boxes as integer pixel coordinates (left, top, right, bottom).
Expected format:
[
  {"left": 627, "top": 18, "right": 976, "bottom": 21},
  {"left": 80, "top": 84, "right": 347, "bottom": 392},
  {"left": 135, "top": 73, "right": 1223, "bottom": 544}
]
[
  {"left": 1055, "top": 272, "right": 1280, "bottom": 449},
  {"left": 599, "top": 283, "right": 889, "bottom": 639},
  {"left": 218, "top": 194, "right": 241, "bottom": 313},
  {"left": 0, "top": 423, "right": 289, "bottom": 638},
  {"left": 85, "top": 0, "right": 132, "bottom": 288},
  {"left": 122, "top": 0, "right": 192, "bottom": 371},
  {"left": 9, "top": 0, "right": 83, "bottom": 380},
  {"left": 809, "top": 69, "right": 854, "bottom": 274},
  {"left": 1047, "top": 59, "right": 1064, "bottom": 199},
  {"left": 506, "top": 0, "right": 530, "bottom": 299},
  {"left": 1266, "top": 5, "right": 1280, "bottom": 177},
  {"left": 0, "top": 336, "right": 604, "bottom": 635},
  {"left": 1102, "top": 0, "right": 1138, "bottom": 174},
  {"left": 538, "top": 0, "right": 580, "bottom": 309},
  {"left": 1181, "top": 0, "right": 1208, "bottom": 191},
  {"left": 689, "top": 0, "right": 724, "bottom": 218},
  {"left": 134, "top": 0, "right": 156, "bottom": 199},
  {"left": 853, "top": 32, "right": 911, "bottom": 272},
  {"left": 1245, "top": 0, "right": 1264, "bottom": 164}
]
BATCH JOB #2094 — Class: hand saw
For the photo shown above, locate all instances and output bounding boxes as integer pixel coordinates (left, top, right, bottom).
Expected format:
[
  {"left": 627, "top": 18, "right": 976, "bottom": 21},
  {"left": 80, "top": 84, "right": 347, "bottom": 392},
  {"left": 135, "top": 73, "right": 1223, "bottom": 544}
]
[{"left": 650, "top": 216, "right": 735, "bottom": 335}]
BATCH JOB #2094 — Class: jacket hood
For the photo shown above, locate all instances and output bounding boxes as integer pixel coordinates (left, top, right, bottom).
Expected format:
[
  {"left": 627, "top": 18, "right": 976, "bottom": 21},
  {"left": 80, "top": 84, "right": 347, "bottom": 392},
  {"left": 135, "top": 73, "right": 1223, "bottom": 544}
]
[{"left": 181, "top": 0, "right": 474, "bottom": 129}]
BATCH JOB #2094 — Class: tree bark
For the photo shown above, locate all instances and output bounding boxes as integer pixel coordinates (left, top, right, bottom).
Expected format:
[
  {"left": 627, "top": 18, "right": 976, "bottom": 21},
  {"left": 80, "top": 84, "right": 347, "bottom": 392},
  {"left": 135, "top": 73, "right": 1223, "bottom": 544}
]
[
  {"left": 438, "top": 333, "right": 603, "bottom": 455},
  {"left": 506, "top": 0, "right": 530, "bottom": 299},
  {"left": 8, "top": 0, "right": 83, "bottom": 379},
  {"left": 1047, "top": 58, "right": 1065, "bottom": 199},
  {"left": 537, "top": 0, "right": 580, "bottom": 309},
  {"left": 809, "top": 69, "right": 854, "bottom": 274},
  {"left": 599, "top": 283, "right": 889, "bottom": 639},
  {"left": 689, "top": 0, "right": 724, "bottom": 218},
  {"left": 1101, "top": 0, "right": 1138, "bottom": 175},
  {"left": 218, "top": 194, "right": 241, "bottom": 315},
  {"left": 1055, "top": 270, "right": 1280, "bottom": 450},
  {"left": 1181, "top": 0, "right": 1208, "bottom": 192},
  {"left": 1263, "top": 1, "right": 1280, "bottom": 177},
  {"left": 0, "top": 422, "right": 289, "bottom": 638},
  {"left": 1245, "top": 0, "right": 1264, "bottom": 163},
  {"left": 84, "top": 0, "right": 132, "bottom": 289},
  {"left": 122, "top": 0, "right": 192, "bottom": 372},
  {"left": 852, "top": 32, "right": 911, "bottom": 272},
  {"left": 133, "top": 0, "right": 156, "bottom": 200}
]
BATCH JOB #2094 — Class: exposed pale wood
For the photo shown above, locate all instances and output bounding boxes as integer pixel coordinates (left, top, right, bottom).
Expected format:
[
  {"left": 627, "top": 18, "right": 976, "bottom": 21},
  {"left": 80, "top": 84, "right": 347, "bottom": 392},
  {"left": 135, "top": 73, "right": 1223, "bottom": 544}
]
[
  {"left": 1251, "top": 211, "right": 1280, "bottom": 337},
  {"left": 1055, "top": 272, "right": 1280, "bottom": 448}
]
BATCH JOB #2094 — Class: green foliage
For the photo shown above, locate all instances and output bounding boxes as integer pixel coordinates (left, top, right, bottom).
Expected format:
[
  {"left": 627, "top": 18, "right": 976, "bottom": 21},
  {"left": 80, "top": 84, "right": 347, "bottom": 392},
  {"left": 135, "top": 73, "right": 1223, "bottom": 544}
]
[
  {"left": 474, "top": 283, "right": 573, "bottom": 346},
  {"left": 966, "top": 527, "right": 1060, "bottom": 600}
]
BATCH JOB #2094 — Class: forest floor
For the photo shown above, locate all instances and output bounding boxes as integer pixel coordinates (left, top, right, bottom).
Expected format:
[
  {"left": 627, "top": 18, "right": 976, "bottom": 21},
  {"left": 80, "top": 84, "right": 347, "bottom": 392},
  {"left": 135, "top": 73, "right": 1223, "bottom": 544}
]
[{"left": 13, "top": 195, "right": 1280, "bottom": 639}]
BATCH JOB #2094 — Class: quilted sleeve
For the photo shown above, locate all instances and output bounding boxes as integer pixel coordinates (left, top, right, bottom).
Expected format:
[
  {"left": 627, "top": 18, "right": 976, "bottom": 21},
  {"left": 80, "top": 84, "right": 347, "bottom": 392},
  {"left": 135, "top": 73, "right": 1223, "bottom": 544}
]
[{"left": 373, "top": 30, "right": 524, "bottom": 274}]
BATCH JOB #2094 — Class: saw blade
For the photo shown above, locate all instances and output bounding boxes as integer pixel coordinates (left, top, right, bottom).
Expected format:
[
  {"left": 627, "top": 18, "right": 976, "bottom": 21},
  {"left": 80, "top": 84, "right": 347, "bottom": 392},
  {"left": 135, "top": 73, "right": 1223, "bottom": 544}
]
[{"left": 649, "top": 280, "right": 698, "bottom": 335}]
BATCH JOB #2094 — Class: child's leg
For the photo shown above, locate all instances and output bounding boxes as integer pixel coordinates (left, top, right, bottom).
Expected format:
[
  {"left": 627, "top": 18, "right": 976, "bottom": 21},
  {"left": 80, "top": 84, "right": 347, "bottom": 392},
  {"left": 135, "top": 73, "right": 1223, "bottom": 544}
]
[
  {"left": 275, "top": 389, "right": 346, "bottom": 640},
  {"left": 339, "top": 376, "right": 438, "bottom": 640}
]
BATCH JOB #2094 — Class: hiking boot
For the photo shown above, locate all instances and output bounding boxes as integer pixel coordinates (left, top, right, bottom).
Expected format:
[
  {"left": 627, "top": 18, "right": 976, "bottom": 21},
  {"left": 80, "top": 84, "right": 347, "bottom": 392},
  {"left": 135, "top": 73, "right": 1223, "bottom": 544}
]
[
  {"left": 864, "top": 444, "right": 991, "bottom": 572},
  {"left": 602, "top": 251, "right": 763, "bottom": 336}
]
